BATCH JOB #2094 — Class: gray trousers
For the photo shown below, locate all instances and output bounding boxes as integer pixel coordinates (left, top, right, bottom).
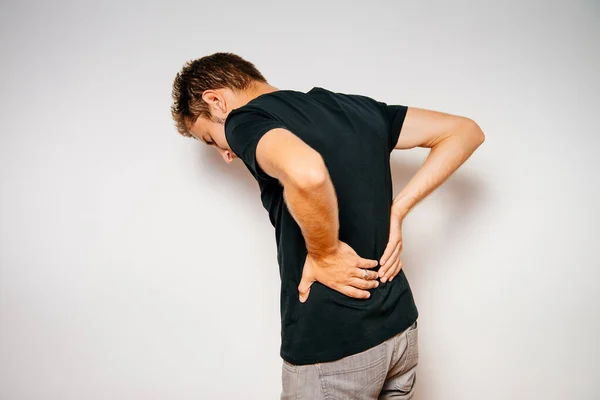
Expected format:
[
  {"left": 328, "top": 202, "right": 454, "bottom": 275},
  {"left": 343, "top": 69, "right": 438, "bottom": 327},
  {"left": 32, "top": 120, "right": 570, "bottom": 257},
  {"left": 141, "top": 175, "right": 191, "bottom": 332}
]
[{"left": 281, "top": 320, "right": 419, "bottom": 399}]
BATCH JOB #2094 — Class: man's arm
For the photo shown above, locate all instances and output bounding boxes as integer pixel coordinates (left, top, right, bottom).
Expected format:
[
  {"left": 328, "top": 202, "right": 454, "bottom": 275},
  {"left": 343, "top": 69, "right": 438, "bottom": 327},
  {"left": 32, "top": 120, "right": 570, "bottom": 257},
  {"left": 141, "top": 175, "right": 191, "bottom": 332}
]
[
  {"left": 378, "top": 107, "right": 485, "bottom": 282},
  {"left": 391, "top": 107, "right": 485, "bottom": 217},
  {"left": 255, "top": 128, "right": 380, "bottom": 301},
  {"left": 256, "top": 128, "right": 339, "bottom": 259}
]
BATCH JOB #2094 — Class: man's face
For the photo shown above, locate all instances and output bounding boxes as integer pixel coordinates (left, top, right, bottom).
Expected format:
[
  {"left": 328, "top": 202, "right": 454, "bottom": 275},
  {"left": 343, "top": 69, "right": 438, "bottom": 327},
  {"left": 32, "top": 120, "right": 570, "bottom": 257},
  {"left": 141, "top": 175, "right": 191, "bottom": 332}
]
[{"left": 189, "top": 115, "right": 237, "bottom": 163}]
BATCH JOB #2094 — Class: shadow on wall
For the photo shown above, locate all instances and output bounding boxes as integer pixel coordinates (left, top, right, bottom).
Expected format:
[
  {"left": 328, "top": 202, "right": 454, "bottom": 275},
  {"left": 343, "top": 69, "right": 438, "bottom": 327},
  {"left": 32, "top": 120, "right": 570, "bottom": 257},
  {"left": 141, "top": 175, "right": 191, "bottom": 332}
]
[
  {"left": 389, "top": 155, "right": 488, "bottom": 400},
  {"left": 389, "top": 154, "right": 488, "bottom": 270},
  {"left": 194, "top": 145, "right": 261, "bottom": 197}
]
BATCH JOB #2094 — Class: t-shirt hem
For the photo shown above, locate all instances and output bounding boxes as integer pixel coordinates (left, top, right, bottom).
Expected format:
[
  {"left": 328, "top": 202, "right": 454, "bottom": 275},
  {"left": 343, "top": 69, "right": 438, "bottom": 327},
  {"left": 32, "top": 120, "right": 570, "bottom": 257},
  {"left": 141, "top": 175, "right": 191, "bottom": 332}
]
[{"left": 280, "top": 309, "right": 419, "bottom": 365}]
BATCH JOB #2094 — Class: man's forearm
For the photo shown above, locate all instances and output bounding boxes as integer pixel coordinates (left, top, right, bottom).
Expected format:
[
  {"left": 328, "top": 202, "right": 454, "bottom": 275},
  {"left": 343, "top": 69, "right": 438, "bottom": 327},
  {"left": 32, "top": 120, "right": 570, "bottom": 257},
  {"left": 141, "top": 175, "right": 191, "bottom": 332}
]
[
  {"left": 392, "top": 123, "right": 485, "bottom": 218},
  {"left": 282, "top": 169, "right": 339, "bottom": 260}
]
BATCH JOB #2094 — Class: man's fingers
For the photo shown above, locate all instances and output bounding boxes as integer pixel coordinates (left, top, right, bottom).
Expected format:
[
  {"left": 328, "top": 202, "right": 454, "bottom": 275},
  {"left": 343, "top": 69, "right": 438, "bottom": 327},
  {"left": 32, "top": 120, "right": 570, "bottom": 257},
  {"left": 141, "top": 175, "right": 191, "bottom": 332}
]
[
  {"left": 384, "top": 241, "right": 402, "bottom": 272},
  {"left": 385, "top": 241, "right": 402, "bottom": 268},
  {"left": 366, "top": 269, "right": 379, "bottom": 280},
  {"left": 384, "top": 256, "right": 401, "bottom": 282},
  {"left": 379, "top": 242, "right": 399, "bottom": 279},
  {"left": 358, "top": 257, "right": 379, "bottom": 269},
  {"left": 389, "top": 258, "right": 403, "bottom": 281},
  {"left": 379, "top": 242, "right": 400, "bottom": 277},
  {"left": 353, "top": 268, "right": 378, "bottom": 280},
  {"left": 348, "top": 277, "right": 379, "bottom": 290},
  {"left": 342, "top": 286, "right": 371, "bottom": 299},
  {"left": 379, "top": 238, "right": 398, "bottom": 266}
]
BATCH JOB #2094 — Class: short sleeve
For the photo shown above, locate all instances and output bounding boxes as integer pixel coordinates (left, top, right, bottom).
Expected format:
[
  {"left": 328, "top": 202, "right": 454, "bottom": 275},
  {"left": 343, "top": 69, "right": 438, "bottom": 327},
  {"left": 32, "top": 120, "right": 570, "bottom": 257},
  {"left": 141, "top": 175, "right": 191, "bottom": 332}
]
[
  {"left": 341, "top": 92, "right": 408, "bottom": 152},
  {"left": 224, "top": 106, "right": 288, "bottom": 182},
  {"left": 380, "top": 103, "right": 408, "bottom": 151}
]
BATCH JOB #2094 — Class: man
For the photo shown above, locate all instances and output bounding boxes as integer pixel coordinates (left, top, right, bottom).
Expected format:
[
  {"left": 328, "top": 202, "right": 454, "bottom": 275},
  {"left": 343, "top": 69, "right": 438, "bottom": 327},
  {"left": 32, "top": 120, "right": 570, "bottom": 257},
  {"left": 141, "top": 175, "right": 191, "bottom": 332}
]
[{"left": 171, "top": 52, "right": 484, "bottom": 399}]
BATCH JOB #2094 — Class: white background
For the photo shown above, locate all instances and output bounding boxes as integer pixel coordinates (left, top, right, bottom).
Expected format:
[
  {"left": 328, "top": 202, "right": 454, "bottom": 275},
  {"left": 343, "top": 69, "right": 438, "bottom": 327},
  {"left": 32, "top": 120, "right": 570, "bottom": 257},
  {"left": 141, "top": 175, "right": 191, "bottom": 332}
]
[{"left": 1, "top": 1, "right": 598, "bottom": 399}]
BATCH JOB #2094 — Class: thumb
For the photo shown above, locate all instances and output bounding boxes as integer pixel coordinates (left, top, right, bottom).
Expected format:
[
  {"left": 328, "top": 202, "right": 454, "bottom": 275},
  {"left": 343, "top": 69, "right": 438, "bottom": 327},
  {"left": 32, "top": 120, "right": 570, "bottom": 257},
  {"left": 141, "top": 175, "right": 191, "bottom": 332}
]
[
  {"left": 298, "top": 276, "right": 314, "bottom": 303},
  {"left": 298, "top": 259, "right": 316, "bottom": 303},
  {"left": 299, "top": 254, "right": 316, "bottom": 303}
]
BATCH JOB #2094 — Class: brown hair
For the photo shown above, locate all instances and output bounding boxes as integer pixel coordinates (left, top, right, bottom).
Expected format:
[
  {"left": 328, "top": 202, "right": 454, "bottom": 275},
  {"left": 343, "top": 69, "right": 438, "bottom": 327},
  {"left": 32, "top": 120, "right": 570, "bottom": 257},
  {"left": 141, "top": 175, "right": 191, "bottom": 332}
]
[{"left": 171, "top": 52, "right": 267, "bottom": 137}]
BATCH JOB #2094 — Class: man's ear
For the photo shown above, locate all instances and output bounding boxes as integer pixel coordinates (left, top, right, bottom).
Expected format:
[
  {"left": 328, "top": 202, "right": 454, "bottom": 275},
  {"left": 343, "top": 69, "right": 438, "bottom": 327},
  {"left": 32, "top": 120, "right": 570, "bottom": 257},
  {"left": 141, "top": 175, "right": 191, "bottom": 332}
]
[{"left": 201, "top": 90, "right": 227, "bottom": 115}]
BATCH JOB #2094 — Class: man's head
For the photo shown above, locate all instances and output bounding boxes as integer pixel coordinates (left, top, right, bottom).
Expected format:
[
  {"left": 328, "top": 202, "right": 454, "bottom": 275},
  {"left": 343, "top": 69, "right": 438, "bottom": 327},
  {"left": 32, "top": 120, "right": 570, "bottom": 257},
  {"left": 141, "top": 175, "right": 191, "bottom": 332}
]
[{"left": 171, "top": 52, "right": 277, "bottom": 163}]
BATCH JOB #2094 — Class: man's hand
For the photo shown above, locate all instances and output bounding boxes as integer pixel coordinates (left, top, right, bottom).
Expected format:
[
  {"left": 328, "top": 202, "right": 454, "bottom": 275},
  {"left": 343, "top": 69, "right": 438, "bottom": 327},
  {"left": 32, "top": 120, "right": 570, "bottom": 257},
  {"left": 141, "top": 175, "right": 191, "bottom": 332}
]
[
  {"left": 378, "top": 207, "right": 405, "bottom": 283},
  {"left": 298, "top": 240, "right": 380, "bottom": 303},
  {"left": 377, "top": 110, "right": 485, "bottom": 282}
]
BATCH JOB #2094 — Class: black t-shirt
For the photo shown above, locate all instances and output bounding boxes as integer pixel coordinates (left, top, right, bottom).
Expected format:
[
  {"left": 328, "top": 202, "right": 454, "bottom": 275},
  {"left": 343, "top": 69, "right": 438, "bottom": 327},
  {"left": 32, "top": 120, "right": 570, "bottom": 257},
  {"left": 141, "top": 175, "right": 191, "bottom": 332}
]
[{"left": 224, "top": 86, "right": 418, "bottom": 365}]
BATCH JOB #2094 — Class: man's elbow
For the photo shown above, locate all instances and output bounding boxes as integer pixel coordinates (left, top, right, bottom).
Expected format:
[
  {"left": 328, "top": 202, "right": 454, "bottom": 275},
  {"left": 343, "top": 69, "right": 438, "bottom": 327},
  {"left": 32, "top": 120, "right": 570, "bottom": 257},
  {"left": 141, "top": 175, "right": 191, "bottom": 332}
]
[
  {"left": 286, "top": 154, "right": 328, "bottom": 189},
  {"left": 443, "top": 117, "right": 485, "bottom": 150},
  {"left": 464, "top": 118, "right": 486, "bottom": 144}
]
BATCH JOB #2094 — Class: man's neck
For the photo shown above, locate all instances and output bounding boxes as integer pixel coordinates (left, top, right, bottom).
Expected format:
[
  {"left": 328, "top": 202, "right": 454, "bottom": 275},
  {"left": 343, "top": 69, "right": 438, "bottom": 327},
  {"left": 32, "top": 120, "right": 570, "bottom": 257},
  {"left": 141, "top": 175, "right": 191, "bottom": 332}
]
[
  {"left": 226, "top": 82, "right": 279, "bottom": 112},
  {"left": 243, "top": 82, "right": 279, "bottom": 103}
]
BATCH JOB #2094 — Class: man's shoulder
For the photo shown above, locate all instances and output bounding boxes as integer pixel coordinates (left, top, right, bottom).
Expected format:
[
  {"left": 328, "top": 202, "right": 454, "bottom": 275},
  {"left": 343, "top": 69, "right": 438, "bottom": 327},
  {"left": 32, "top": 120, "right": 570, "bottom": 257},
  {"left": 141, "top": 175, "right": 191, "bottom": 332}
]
[
  {"left": 226, "top": 86, "right": 377, "bottom": 128},
  {"left": 226, "top": 88, "right": 312, "bottom": 122}
]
